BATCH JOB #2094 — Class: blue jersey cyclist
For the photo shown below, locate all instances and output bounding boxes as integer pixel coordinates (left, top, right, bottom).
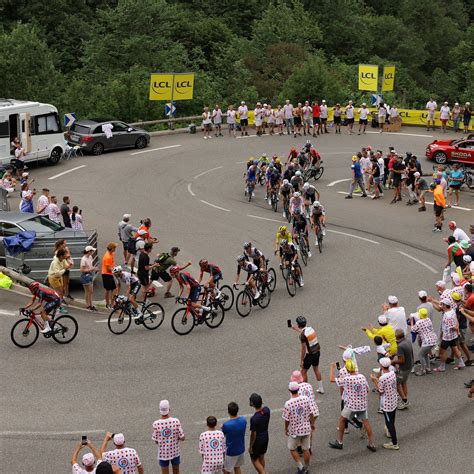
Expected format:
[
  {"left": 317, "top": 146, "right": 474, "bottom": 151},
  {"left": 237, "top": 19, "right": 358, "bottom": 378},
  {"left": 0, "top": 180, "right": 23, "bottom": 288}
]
[{"left": 23, "top": 281, "right": 61, "bottom": 333}]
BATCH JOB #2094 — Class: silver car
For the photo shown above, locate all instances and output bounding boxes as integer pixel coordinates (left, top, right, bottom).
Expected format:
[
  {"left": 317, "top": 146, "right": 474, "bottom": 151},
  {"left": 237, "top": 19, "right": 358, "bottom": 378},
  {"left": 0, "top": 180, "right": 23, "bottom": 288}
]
[
  {"left": 0, "top": 211, "right": 98, "bottom": 281},
  {"left": 67, "top": 118, "right": 150, "bottom": 155}
]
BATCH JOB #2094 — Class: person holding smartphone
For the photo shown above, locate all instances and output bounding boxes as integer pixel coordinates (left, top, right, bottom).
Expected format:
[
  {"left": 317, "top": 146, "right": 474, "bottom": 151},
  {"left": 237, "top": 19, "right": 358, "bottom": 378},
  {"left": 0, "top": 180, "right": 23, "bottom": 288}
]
[{"left": 71, "top": 437, "right": 102, "bottom": 473}]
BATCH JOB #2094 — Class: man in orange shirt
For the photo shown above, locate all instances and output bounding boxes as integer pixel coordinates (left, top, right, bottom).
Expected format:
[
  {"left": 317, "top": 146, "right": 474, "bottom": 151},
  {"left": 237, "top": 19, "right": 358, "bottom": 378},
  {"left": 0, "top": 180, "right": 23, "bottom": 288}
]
[
  {"left": 138, "top": 218, "right": 158, "bottom": 244},
  {"left": 431, "top": 180, "right": 446, "bottom": 232},
  {"left": 102, "top": 242, "right": 118, "bottom": 308}
]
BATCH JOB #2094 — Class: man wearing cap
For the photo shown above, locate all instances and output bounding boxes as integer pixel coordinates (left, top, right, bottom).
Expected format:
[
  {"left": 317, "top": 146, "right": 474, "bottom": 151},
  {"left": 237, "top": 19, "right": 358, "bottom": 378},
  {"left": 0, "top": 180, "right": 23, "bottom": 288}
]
[
  {"left": 71, "top": 438, "right": 102, "bottom": 473},
  {"left": 36, "top": 188, "right": 50, "bottom": 215},
  {"left": 101, "top": 432, "right": 143, "bottom": 474},
  {"left": 118, "top": 214, "right": 137, "bottom": 265},
  {"left": 383, "top": 296, "right": 407, "bottom": 335},
  {"left": 446, "top": 221, "right": 469, "bottom": 243},
  {"left": 362, "top": 315, "right": 397, "bottom": 356},
  {"left": 152, "top": 400, "right": 185, "bottom": 474},
  {"left": 248, "top": 393, "right": 270, "bottom": 474},
  {"left": 414, "top": 171, "right": 429, "bottom": 211},
  {"left": 417, "top": 290, "right": 434, "bottom": 321},
  {"left": 358, "top": 103, "right": 369, "bottom": 135},
  {"left": 283, "top": 381, "right": 316, "bottom": 473},
  {"left": 345, "top": 155, "right": 367, "bottom": 199},
  {"left": 411, "top": 308, "right": 438, "bottom": 375},
  {"left": 370, "top": 358, "right": 399, "bottom": 450},
  {"left": 320, "top": 100, "right": 328, "bottom": 133},
  {"left": 151, "top": 247, "right": 189, "bottom": 298},
  {"left": 329, "top": 360, "right": 376, "bottom": 452},
  {"left": 222, "top": 402, "right": 246, "bottom": 474},
  {"left": 199, "top": 416, "right": 226, "bottom": 474},
  {"left": 237, "top": 101, "right": 249, "bottom": 136},
  {"left": 390, "top": 329, "right": 414, "bottom": 409},
  {"left": 345, "top": 100, "right": 355, "bottom": 134},
  {"left": 283, "top": 99, "right": 294, "bottom": 136},
  {"left": 127, "top": 229, "right": 147, "bottom": 272}
]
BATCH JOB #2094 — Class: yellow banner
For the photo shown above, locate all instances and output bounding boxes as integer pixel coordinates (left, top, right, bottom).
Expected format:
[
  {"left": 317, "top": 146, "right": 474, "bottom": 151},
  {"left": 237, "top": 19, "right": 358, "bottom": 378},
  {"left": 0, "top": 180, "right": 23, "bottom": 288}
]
[
  {"left": 173, "top": 73, "right": 195, "bottom": 100},
  {"left": 149, "top": 74, "right": 173, "bottom": 101},
  {"left": 382, "top": 65, "right": 395, "bottom": 92},
  {"left": 358, "top": 64, "right": 379, "bottom": 91}
]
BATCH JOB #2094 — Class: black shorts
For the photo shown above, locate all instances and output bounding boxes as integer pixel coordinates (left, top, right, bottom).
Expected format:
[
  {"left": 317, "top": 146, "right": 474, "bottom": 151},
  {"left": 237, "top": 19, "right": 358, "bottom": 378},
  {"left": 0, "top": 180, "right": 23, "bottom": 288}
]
[
  {"left": 250, "top": 439, "right": 268, "bottom": 459},
  {"left": 130, "top": 281, "right": 141, "bottom": 296},
  {"left": 122, "top": 241, "right": 128, "bottom": 251},
  {"left": 294, "top": 117, "right": 302, "bottom": 126},
  {"left": 347, "top": 118, "right": 354, "bottom": 124},
  {"left": 137, "top": 273, "right": 149, "bottom": 286},
  {"left": 102, "top": 274, "right": 116, "bottom": 291},
  {"left": 321, "top": 117, "right": 327, "bottom": 123},
  {"left": 303, "top": 351, "right": 320, "bottom": 369},
  {"left": 44, "top": 299, "right": 60, "bottom": 314},
  {"left": 306, "top": 193, "right": 316, "bottom": 204},
  {"left": 212, "top": 272, "right": 223, "bottom": 283},
  {"left": 440, "top": 337, "right": 459, "bottom": 350},
  {"left": 434, "top": 203, "right": 444, "bottom": 217},
  {"left": 313, "top": 117, "right": 320, "bottom": 124},
  {"left": 333, "top": 116, "right": 341, "bottom": 124},
  {"left": 158, "top": 270, "right": 172, "bottom": 282},
  {"left": 449, "top": 184, "right": 461, "bottom": 190},
  {"left": 240, "top": 118, "right": 248, "bottom": 127},
  {"left": 359, "top": 119, "right": 368, "bottom": 125},
  {"left": 14, "top": 159, "right": 25, "bottom": 169},
  {"left": 392, "top": 178, "right": 401, "bottom": 188}
]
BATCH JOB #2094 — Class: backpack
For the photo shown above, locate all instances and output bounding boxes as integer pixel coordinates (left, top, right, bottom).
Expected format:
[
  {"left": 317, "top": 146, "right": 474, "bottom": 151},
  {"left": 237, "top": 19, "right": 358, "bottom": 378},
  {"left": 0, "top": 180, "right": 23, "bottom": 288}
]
[
  {"left": 127, "top": 238, "right": 138, "bottom": 254},
  {"left": 156, "top": 252, "right": 170, "bottom": 264}
]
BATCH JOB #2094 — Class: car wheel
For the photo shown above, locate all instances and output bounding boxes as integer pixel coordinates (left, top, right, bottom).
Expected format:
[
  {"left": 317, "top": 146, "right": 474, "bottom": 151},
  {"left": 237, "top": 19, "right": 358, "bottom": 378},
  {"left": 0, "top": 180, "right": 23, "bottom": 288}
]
[
  {"left": 47, "top": 147, "right": 63, "bottom": 165},
  {"left": 135, "top": 136, "right": 147, "bottom": 149},
  {"left": 433, "top": 151, "right": 448, "bottom": 164},
  {"left": 91, "top": 142, "right": 105, "bottom": 155}
]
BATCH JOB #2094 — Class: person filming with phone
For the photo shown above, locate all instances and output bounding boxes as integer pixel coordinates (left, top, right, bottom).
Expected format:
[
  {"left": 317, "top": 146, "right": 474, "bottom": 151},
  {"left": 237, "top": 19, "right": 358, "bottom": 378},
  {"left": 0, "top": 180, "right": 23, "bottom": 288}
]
[{"left": 71, "top": 436, "right": 102, "bottom": 473}]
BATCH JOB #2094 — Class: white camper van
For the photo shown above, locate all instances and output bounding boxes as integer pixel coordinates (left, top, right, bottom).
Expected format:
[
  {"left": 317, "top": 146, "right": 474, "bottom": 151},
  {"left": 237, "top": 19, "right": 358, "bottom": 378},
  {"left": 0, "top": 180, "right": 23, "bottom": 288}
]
[{"left": 0, "top": 99, "right": 65, "bottom": 166}]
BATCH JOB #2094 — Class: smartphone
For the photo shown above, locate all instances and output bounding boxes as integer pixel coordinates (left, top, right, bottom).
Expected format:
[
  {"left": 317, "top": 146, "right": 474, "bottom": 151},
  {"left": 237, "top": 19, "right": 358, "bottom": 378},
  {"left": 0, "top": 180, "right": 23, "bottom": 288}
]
[
  {"left": 287, "top": 319, "right": 292, "bottom": 328},
  {"left": 336, "top": 362, "right": 341, "bottom": 370},
  {"left": 81, "top": 435, "right": 87, "bottom": 446},
  {"left": 111, "top": 433, "right": 115, "bottom": 439}
]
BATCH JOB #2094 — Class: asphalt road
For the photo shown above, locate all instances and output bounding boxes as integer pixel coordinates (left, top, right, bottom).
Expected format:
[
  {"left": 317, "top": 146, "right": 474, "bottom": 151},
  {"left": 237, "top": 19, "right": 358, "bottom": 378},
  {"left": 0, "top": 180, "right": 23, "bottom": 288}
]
[{"left": 1, "top": 127, "right": 473, "bottom": 473}]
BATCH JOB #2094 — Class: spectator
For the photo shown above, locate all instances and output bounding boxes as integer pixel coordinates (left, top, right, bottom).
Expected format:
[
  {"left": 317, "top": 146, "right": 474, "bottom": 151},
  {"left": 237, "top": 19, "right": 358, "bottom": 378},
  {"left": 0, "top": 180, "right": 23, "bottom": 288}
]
[
  {"left": 426, "top": 97, "right": 437, "bottom": 131},
  {"left": 283, "top": 99, "right": 294, "bottom": 136},
  {"left": 439, "top": 101, "right": 450, "bottom": 133},
  {"left": 151, "top": 247, "right": 189, "bottom": 298},
  {"left": 137, "top": 243, "right": 159, "bottom": 299},
  {"left": 329, "top": 360, "right": 376, "bottom": 452},
  {"left": 118, "top": 214, "right": 137, "bottom": 265},
  {"left": 320, "top": 99, "right": 328, "bottom": 133},
  {"left": 248, "top": 393, "right": 270, "bottom": 474},
  {"left": 47, "top": 248, "right": 71, "bottom": 307},
  {"left": 80, "top": 245, "right": 98, "bottom": 312},
  {"left": 0, "top": 170, "right": 16, "bottom": 193},
  {"left": 417, "top": 290, "right": 434, "bottom": 321},
  {"left": 383, "top": 295, "right": 407, "bottom": 335},
  {"left": 138, "top": 218, "right": 158, "bottom": 244},
  {"left": 202, "top": 106, "right": 212, "bottom": 139},
  {"left": 227, "top": 104, "right": 236, "bottom": 137},
  {"left": 36, "top": 188, "right": 50, "bottom": 215},
  {"left": 47, "top": 195, "right": 62, "bottom": 223},
  {"left": 152, "top": 400, "right": 185, "bottom": 474},
  {"left": 431, "top": 180, "right": 445, "bottom": 232},
  {"left": 222, "top": 402, "right": 246, "bottom": 474},
  {"left": 55, "top": 239, "right": 74, "bottom": 300},
  {"left": 362, "top": 315, "right": 397, "bottom": 356},
  {"left": 14, "top": 141, "right": 26, "bottom": 178},
  {"left": 127, "top": 229, "right": 147, "bottom": 272},
  {"left": 71, "top": 439, "right": 101, "bottom": 473},
  {"left": 447, "top": 163, "right": 463, "bottom": 207},
  {"left": 96, "top": 462, "right": 120, "bottom": 473},
  {"left": 212, "top": 104, "right": 223, "bottom": 137},
  {"left": 102, "top": 242, "right": 118, "bottom": 309},
  {"left": 71, "top": 206, "right": 84, "bottom": 231},
  {"left": 452, "top": 102, "right": 462, "bottom": 132},
  {"left": 345, "top": 100, "right": 355, "bottom": 134},
  {"left": 19, "top": 182, "right": 35, "bottom": 213},
  {"left": 283, "top": 381, "right": 316, "bottom": 473},
  {"left": 61, "top": 196, "right": 72, "bottom": 228},
  {"left": 410, "top": 308, "right": 437, "bottom": 375},
  {"left": 391, "top": 329, "right": 414, "bottom": 409},
  {"left": 199, "top": 416, "right": 226, "bottom": 474},
  {"left": 333, "top": 103, "right": 342, "bottom": 134},
  {"left": 100, "top": 432, "right": 143, "bottom": 474},
  {"left": 462, "top": 102, "right": 471, "bottom": 133},
  {"left": 378, "top": 102, "right": 387, "bottom": 133},
  {"left": 345, "top": 155, "right": 367, "bottom": 199}
]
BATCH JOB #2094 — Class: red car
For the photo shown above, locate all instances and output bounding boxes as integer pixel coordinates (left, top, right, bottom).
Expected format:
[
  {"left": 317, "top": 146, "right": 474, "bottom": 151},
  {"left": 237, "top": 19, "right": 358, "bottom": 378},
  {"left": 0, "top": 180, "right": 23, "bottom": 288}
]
[{"left": 426, "top": 134, "right": 474, "bottom": 165}]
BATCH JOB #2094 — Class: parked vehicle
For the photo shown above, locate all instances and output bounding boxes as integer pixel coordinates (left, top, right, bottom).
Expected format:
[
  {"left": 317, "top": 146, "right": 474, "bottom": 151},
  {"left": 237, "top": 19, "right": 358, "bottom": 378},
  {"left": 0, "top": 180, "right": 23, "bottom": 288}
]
[
  {"left": 67, "top": 119, "right": 150, "bottom": 155},
  {"left": 0, "top": 99, "right": 64, "bottom": 166},
  {"left": 0, "top": 211, "right": 98, "bottom": 281},
  {"left": 425, "top": 134, "right": 474, "bottom": 165}
]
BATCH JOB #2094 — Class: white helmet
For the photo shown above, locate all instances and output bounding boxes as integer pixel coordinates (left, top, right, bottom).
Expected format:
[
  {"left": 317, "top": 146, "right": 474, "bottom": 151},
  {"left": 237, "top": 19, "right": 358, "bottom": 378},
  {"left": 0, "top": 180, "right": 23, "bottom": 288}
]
[
  {"left": 283, "top": 179, "right": 289, "bottom": 185},
  {"left": 112, "top": 265, "right": 123, "bottom": 274},
  {"left": 313, "top": 201, "right": 321, "bottom": 207},
  {"left": 294, "top": 192, "right": 301, "bottom": 198},
  {"left": 303, "top": 182, "right": 309, "bottom": 190},
  {"left": 295, "top": 171, "right": 302, "bottom": 177},
  {"left": 262, "top": 153, "right": 267, "bottom": 157}
]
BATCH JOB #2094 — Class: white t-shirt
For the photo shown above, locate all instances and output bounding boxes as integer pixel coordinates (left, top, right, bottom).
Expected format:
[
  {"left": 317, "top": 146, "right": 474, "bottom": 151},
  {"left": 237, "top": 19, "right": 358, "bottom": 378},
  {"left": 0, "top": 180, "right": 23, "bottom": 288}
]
[
  {"left": 358, "top": 108, "right": 369, "bottom": 120},
  {"left": 440, "top": 106, "right": 450, "bottom": 120},
  {"left": 102, "top": 447, "right": 142, "bottom": 474},
  {"left": 320, "top": 104, "right": 328, "bottom": 119},
  {"left": 302, "top": 106, "right": 312, "bottom": 119},
  {"left": 238, "top": 105, "right": 248, "bottom": 119},
  {"left": 283, "top": 104, "right": 294, "bottom": 119},
  {"left": 212, "top": 109, "right": 222, "bottom": 124},
  {"left": 453, "top": 228, "right": 469, "bottom": 242},
  {"left": 226, "top": 110, "right": 236, "bottom": 124},
  {"left": 389, "top": 107, "right": 398, "bottom": 118},
  {"left": 202, "top": 112, "right": 212, "bottom": 125},
  {"left": 360, "top": 156, "right": 371, "bottom": 172},
  {"left": 47, "top": 203, "right": 61, "bottom": 223},
  {"left": 80, "top": 254, "right": 94, "bottom": 273},
  {"left": 426, "top": 101, "right": 437, "bottom": 111},
  {"left": 37, "top": 195, "right": 49, "bottom": 215},
  {"left": 346, "top": 105, "right": 354, "bottom": 119},
  {"left": 378, "top": 106, "right": 387, "bottom": 118},
  {"left": 254, "top": 108, "right": 263, "bottom": 125},
  {"left": 15, "top": 147, "right": 25, "bottom": 161},
  {"left": 386, "top": 306, "right": 407, "bottom": 335},
  {"left": 377, "top": 157, "right": 385, "bottom": 175}
]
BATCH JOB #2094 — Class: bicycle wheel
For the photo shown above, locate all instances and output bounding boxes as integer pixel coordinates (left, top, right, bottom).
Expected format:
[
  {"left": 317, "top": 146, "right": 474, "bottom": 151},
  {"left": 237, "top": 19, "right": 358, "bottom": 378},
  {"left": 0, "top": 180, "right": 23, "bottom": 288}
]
[
  {"left": 267, "top": 268, "right": 277, "bottom": 292},
  {"left": 285, "top": 270, "right": 297, "bottom": 297},
  {"left": 219, "top": 285, "right": 234, "bottom": 311},
  {"left": 317, "top": 229, "right": 323, "bottom": 253},
  {"left": 314, "top": 167, "right": 324, "bottom": 180},
  {"left": 107, "top": 308, "right": 131, "bottom": 335},
  {"left": 272, "top": 194, "right": 278, "bottom": 212},
  {"left": 11, "top": 318, "right": 39, "bottom": 348},
  {"left": 171, "top": 308, "right": 195, "bottom": 335},
  {"left": 236, "top": 290, "right": 252, "bottom": 317},
  {"left": 142, "top": 302, "right": 165, "bottom": 330},
  {"left": 205, "top": 305, "right": 225, "bottom": 328},
  {"left": 299, "top": 238, "right": 308, "bottom": 266},
  {"left": 257, "top": 286, "right": 272, "bottom": 309},
  {"left": 303, "top": 169, "right": 312, "bottom": 182},
  {"left": 51, "top": 315, "right": 78, "bottom": 344}
]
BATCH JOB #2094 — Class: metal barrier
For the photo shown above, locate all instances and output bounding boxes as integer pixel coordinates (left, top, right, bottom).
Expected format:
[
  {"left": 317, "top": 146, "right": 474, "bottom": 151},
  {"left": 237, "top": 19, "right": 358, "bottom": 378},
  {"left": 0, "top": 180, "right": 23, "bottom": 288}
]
[
  {"left": 0, "top": 187, "right": 10, "bottom": 211},
  {"left": 130, "top": 115, "right": 202, "bottom": 130}
]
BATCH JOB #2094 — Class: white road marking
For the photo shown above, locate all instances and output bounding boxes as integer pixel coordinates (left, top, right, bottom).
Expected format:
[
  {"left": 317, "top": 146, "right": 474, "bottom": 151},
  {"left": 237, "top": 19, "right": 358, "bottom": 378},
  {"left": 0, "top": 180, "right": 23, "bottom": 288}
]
[
  {"left": 398, "top": 251, "right": 437, "bottom": 273},
  {"left": 193, "top": 166, "right": 223, "bottom": 179},
  {"left": 200, "top": 200, "right": 231, "bottom": 212},
  {"left": 247, "top": 214, "right": 285, "bottom": 224},
  {"left": 365, "top": 131, "right": 433, "bottom": 138},
  {"left": 337, "top": 191, "right": 363, "bottom": 196},
  {"left": 327, "top": 229, "right": 380, "bottom": 245},
  {"left": 328, "top": 178, "right": 351, "bottom": 187},
  {"left": 130, "top": 144, "right": 181, "bottom": 155},
  {"left": 425, "top": 202, "right": 471, "bottom": 211},
  {"left": 0, "top": 429, "right": 104, "bottom": 436},
  {"left": 0, "top": 310, "right": 15, "bottom": 316},
  {"left": 48, "top": 165, "right": 86, "bottom": 180},
  {"left": 235, "top": 160, "right": 247, "bottom": 164},
  {"left": 236, "top": 135, "right": 258, "bottom": 139},
  {"left": 187, "top": 183, "right": 196, "bottom": 196}
]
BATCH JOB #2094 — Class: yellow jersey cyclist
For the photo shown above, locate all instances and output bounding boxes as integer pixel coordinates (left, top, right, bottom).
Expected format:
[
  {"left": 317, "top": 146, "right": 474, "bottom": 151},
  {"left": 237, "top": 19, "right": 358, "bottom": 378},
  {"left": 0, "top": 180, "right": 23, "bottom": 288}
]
[
  {"left": 310, "top": 201, "right": 327, "bottom": 247},
  {"left": 292, "top": 209, "right": 312, "bottom": 258},
  {"left": 234, "top": 255, "right": 261, "bottom": 300},
  {"left": 279, "top": 239, "right": 304, "bottom": 286},
  {"left": 274, "top": 225, "right": 293, "bottom": 255}
]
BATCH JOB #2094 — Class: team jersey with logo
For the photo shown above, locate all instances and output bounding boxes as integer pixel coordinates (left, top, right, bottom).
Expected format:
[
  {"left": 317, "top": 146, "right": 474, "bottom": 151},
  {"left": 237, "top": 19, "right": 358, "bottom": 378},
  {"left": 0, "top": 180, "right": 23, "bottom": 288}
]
[
  {"left": 102, "top": 448, "right": 141, "bottom": 474},
  {"left": 282, "top": 395, "right": 316, "bottom": 436},
  {"left": 199, "top": 430, "right": 226, "bottom": 473},
  {"left": 335, "top": 373, "right": 369, "bottom": 411},
  {"left": 152, "top": 417, "right": 184, "bottom": 461}
]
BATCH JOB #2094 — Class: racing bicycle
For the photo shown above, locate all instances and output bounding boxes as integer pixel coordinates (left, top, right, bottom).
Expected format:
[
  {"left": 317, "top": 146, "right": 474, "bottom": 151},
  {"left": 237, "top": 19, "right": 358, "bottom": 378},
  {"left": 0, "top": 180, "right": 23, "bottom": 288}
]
[
  {"left": 270, "top": 187, "right": 278, "bottom": 212},
  {"left": 107, "top": 294, "right": 165, "bottom": 335},
  {"left": 303, "top": 161, "right": 324, "bottom": 182},
  {"left": 245, "top": 180, "right": 256, "bottom": 202},
  {"left": 283, "top": 198, "right": 292, "bottom": 222},
  {"left": 11, "top": 307, "right": 78, "bottom": 348},
  {"left": 282, "top": 263, "right": 303, "bottom": 297},
  {"left": 200, "top": 282, "right": 235, "bottom": 312},
  {"left": 234, "top": 280, "right": 271, "bottom": 317},
  {"left": 171, "top": 297, "right": 224, "bottom": 335},
  {"left": 295, "top": 231, "right": 309, "bottom": 266}
]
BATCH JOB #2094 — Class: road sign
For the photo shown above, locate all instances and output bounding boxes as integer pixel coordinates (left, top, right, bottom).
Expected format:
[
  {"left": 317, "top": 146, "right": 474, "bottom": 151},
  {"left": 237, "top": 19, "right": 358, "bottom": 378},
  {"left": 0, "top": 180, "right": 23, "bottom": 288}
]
[
  {"left": 165, "top": 102, "right": 176, "bottom": 117},
  {"left": 64, "top": 113, "right": 76, "bottom": 127},
  {"left": 371, "top": 94, "right": 384, "bottom": 106}
]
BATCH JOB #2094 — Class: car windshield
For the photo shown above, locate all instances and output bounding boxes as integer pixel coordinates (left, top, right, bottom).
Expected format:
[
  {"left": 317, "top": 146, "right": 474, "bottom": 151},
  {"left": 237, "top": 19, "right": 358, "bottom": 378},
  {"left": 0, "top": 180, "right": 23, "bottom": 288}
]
[
  {"left": 451, "top": 138, "right": 466, "bottom": 146},
  {"left": 71, "top": 124, "right": 90, "bottom": 134},
  {"left": 20, "top": 215, "right": 63, "bottom": 234}
]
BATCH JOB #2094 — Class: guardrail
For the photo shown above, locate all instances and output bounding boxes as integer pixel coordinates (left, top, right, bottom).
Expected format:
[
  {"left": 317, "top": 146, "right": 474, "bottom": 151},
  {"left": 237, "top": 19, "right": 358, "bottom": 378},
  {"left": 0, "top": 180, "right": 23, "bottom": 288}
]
[{"left": 130, "top": 115, "right": 202, "bottom": 129}]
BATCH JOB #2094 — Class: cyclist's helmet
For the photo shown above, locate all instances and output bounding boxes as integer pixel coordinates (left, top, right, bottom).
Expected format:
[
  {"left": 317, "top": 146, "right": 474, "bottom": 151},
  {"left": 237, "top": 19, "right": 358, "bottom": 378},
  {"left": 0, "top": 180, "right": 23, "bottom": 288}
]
[
  {"left": 305, "top": 140, "right": 311, "bottom": 149},
  {"left": 262, "top": 153, "right": 267, "bottom": 158},
  {"left": 296, "top": 315, "right": 307, "bottom": 327},
  {"left": 237, "top": 255, "right": 246, "bottom": 263},
  {"left": 275, "top": 157, "right": 281, "bottom": 164},
  {"left": 291, "top": 147, "right": 296, "bottom": 152},
  {"left": 170, "top": 265, "right": 181, "bottom": 275},
  {"left": 279, "top": 225, "right": 287, "bottom": 232},
  {"left": 29, "top": 281, "right": 40, "bottom": 293},
  {"left": 199, "top": 259, "right": 208, "bottom": 269},
  {"left": 303, "top": 182, "right": 310, "bottom": 190},
  {"left": 313, "top": 201, "right": 321, "bottom": 207},
  {"left": 112, "top": 265, "right": 122, "bottom": 274},
  {"left": 253, "top": 160, "right": 258, "bottom": 165},
  {"left": 295, "top": 171, "right": 302, "bottom": 177},
  {"left": 283, "top": 179, "right": 289, "bottom": 185},
  {"left": 294, "top": 192, "right": 301, "bottom": 197},
  {"left": 243, "top": 242, "right": 252, "bottom": 249},
  {"left": 268, "top": 163, "right": 274, "bottom": 169},
  {"left": 280, "top": 239, "right": 288, "bottom": 246}
]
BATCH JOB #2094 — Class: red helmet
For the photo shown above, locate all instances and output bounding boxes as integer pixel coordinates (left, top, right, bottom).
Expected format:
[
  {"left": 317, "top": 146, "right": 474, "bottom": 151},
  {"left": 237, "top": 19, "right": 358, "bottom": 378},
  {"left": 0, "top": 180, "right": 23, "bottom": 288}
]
[
  {"left": 28, "top": 281, "right": 40, "bottom": 293},
  {"left": 199, "top": 259, "right": 208, "bottom": 269},
  {"left": 169, "top": 265, "right": 180, "bottom": 275}
]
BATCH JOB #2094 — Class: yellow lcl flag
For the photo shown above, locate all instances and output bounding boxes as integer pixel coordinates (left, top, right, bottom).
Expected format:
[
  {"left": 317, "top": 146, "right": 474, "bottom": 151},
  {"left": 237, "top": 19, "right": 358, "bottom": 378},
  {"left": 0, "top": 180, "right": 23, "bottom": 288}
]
[
  {"left": 173, "top": 73, "right": 195, "bottom": 100},
  {"left": 382, "top": 65, "right": 395, "bottom": 92},
  {"left": 149, "top": 74, "right": 174, "bottom": 100},
  {"left": 358, "top": 64, "right": 378, "bottom": 91}
]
